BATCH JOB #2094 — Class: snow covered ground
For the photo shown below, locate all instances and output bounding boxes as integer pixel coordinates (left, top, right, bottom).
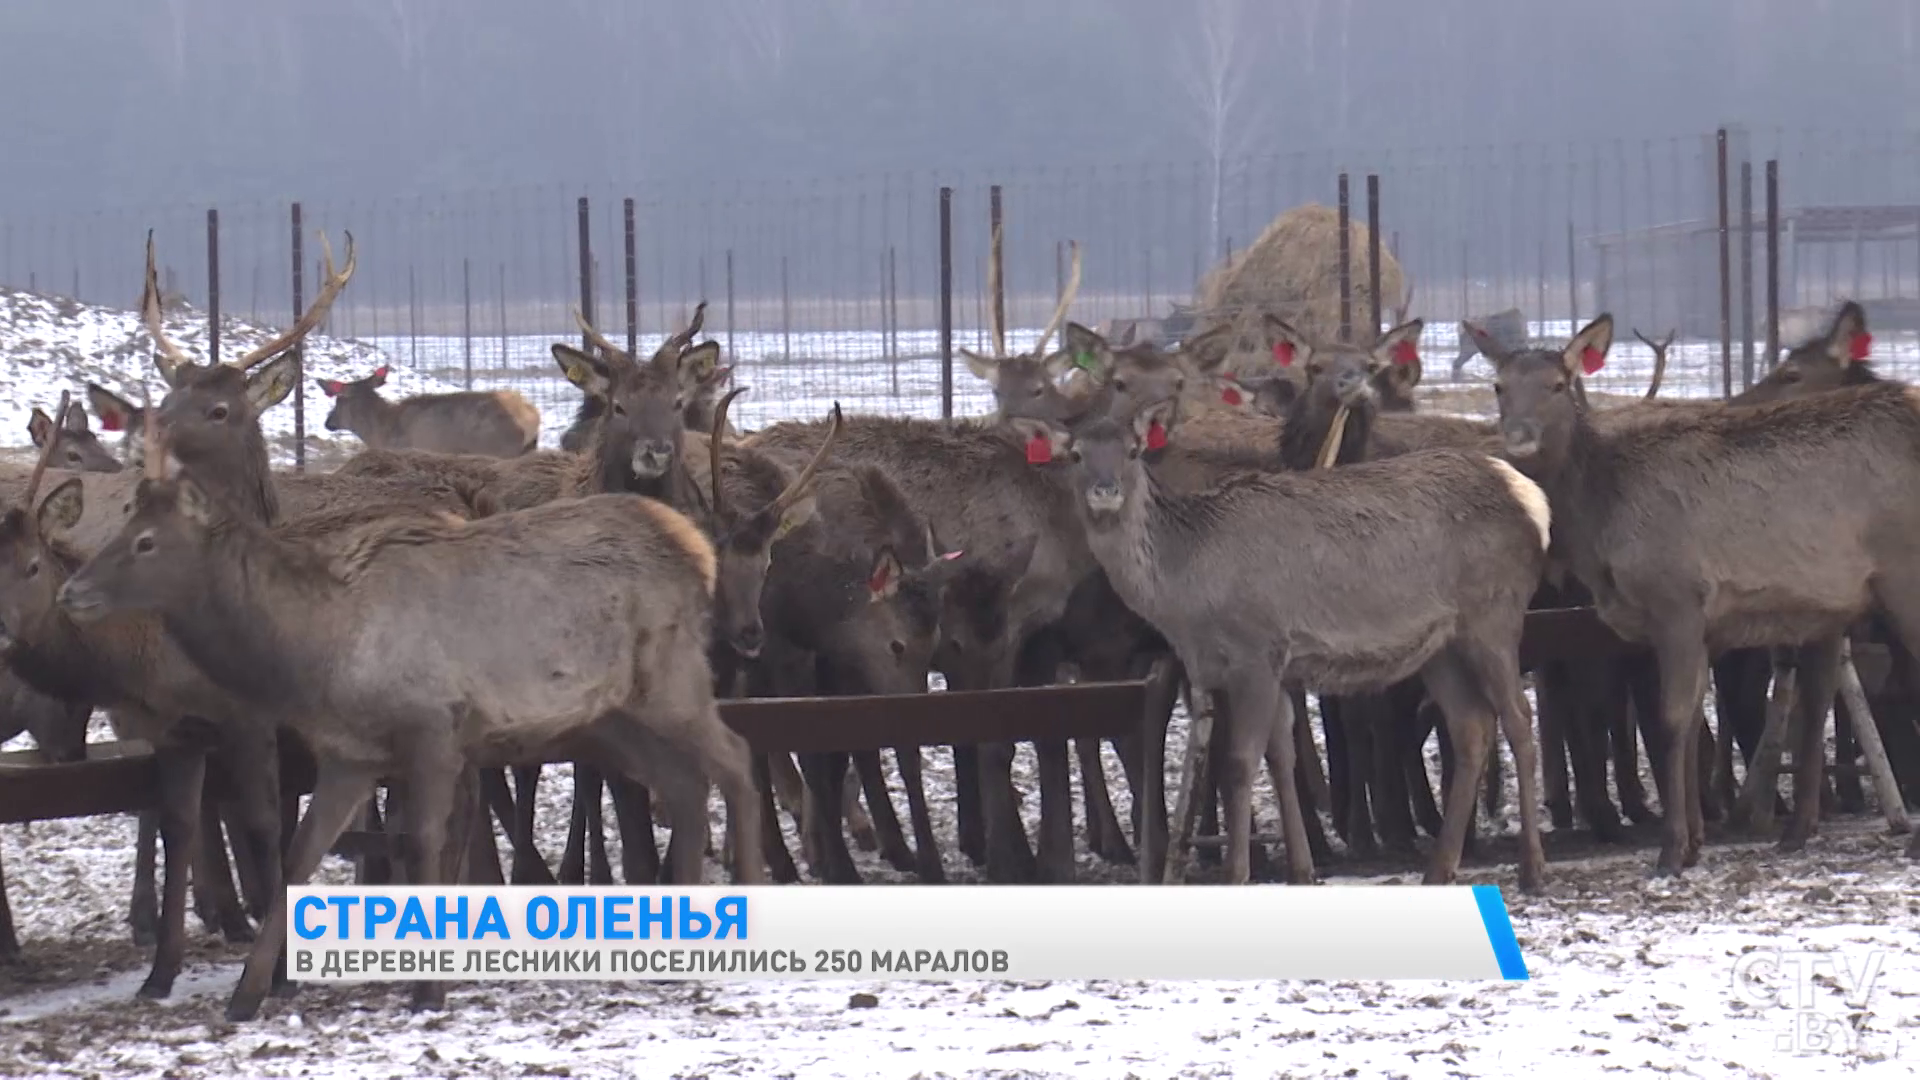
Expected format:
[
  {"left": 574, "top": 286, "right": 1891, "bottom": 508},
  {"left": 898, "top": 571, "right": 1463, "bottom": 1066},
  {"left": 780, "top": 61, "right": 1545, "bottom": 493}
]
[{"left": 2, "top": 287, "right": 1919, "bottom": 1076}]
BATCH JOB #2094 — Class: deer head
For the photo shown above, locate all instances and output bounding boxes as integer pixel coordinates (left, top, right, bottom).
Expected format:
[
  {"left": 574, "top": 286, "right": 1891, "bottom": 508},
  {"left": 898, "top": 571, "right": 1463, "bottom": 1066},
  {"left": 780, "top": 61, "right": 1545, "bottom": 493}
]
[
  {"left": 318, "top": 365, "right": 392, "bottom": 433},
  {"left": 552, "top": 302, "right": 723, "bottom": 488},
  {"left": 1734, "top": 301, "right": 1873, "bottom": 405},
  {"left": 1491, "top": 313, "right": 1615, "bottom": 467},
  {"left": 29, "top": 396, "right": 124, "bottom": 473}
]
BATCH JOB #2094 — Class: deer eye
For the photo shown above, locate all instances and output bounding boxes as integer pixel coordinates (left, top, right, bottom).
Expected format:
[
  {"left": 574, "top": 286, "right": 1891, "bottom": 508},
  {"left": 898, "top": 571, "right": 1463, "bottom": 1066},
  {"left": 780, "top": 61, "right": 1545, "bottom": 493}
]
[
  {"left": 1552, "top": 381, "right": 1567, "bottom": 394},
  {"left": 1068, "top": 448, "right": 1083, "bottom": 464},
  {"left": 209, "top": 403, "right": 229, "bottom": 422},
  {"left": 1780, "top": 368, "right": 1802, "bottom": 383},
  {"left": 133, "top": 532, "right": 157, "bottom": 555},
  {"left": 610, "top": 402, "right": 626, "bottom": 418},
  {"left": 65, "top": 450, "right": 81, "bottom": 463},
  {"left": 25, "top": 558, "right": 39, "bottom": 579},
  {"left": 1029, "top": 386, "right": 1044, "bottom": 398},
  {"left": 890, "top": 640, "right": 906, "bottom": 658},
  {"left": 1113, "top": 378, "right": 1128, "bottom": 393}
]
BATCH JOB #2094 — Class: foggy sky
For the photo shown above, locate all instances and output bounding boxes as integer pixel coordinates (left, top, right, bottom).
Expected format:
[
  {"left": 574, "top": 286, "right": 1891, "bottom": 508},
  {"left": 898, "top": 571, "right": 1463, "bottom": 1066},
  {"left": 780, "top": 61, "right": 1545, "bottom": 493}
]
[{"left": 4, "top": 0, "right": 1917, "bottom": 211}]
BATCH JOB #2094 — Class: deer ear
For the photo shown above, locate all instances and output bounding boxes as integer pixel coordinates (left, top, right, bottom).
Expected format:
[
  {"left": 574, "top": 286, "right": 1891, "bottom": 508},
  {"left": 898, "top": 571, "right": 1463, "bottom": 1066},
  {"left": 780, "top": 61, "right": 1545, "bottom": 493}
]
[
  {"left": 1822, "top": 301, "right": 1871, "bottom": 365},
  {"left": 866, "top": 547, "right": 904, "bottom": 601},
  {"left": 27, "top": 408, "right": 53, "bottom": 449},
  {"left": 1231, "top": 373, "right": 1299, "bottom": 417},
  {"left": 62, "top": 401, "right": 91, "bottom": 435},
  {"left": 552, "top": 344, "right": 612, "bottom": 396},
  {"left": 1461, "top": 319, "right": 1510, "bottom": 366},
  {"left": 1261, "top": 315, "right": 1311, "bottom": 371},
  {"left": 1563, "top": 314, "right": 1614, "bottom": 377},
  {"left": 1131, "top": 397, "right": 1179, "bottom": 450},
  {"left": 1370, "top": 319, "right": 1425, "bottom": 370},
  {"left": 176, "top": 475, "right": 216, "bottom": 526},
  {"left": 1007, "top": 417, "right": 1071, "bottom": 465},
  {"left": 1062, "top": 322, "right": 1110, "bottom": 380},
  {"left": 772, "top": 494, "right": 816, "bottom": 540},
  {"left": 1177, "top": 322, "right": 1236, "bottom": 377},
  {"left": 86, "top": 383, "right": 136, "bottom": 433},
  {"left": 675, "top": 342, "right": 722, "bottom": 391},
  {"left": 697, "top": 365, "right": 734, "bottom": 393},
  {"left": 369, "top": 365, "right": 390, "bottom": 388},
  {"left": 317, "top": 379, "right": 344, "bottom": 397},
  {"left": 247, "top": 352, "right": 299, "bottom": 413},
  {"left": 960, "top": 348, "right": 1000, "bottom": 387},
  {"left": 36, "top": 477, "right": 85, "bottom": 535}
]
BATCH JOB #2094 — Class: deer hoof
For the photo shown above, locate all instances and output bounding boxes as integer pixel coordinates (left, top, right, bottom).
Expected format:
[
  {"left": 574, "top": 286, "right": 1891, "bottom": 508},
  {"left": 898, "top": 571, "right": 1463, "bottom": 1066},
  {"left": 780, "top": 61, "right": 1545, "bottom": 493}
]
[{"left": 136, "top": 976, "right": 175, "bottom": 1001}]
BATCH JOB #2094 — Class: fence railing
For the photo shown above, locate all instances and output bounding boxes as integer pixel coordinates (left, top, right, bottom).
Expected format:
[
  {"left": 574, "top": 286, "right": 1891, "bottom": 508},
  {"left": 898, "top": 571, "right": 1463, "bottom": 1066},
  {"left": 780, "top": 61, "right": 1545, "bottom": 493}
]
[{"left": 2, "top": 126, "right": 1916, "bottom": 450}]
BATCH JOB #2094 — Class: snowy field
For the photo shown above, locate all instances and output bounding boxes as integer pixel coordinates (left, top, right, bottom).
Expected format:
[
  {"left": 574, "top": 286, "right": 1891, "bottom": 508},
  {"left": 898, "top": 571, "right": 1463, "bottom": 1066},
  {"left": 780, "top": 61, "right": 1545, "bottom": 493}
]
[{"left": 2, "top": 287, "right": 1920, "bottom": 1076}]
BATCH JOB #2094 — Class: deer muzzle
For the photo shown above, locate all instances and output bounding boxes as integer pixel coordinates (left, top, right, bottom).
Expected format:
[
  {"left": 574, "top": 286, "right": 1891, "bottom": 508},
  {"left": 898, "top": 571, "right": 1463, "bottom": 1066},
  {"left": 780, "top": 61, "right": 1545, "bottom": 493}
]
[
  {"left": 730, "top": 620, "right": 766, "bottom": 660},
  {"left": 630, "top": 439, "right": 675, "bottom": 479},
  {"left": 55, "top": 578, "right": 108, "bottom": 623},
  {"left": 1501, "top": 419, "right": 1543, "bottom": 459},
  {"left": 1084, "top": 482, "right": 1125, "bottom": 517}
]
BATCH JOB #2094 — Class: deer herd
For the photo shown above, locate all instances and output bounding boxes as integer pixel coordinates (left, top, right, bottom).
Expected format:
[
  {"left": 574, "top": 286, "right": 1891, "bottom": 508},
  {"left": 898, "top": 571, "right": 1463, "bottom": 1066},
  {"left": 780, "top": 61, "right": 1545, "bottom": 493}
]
[{"left": 0, "top": 228, "right": 1916, "bottom": 1021}]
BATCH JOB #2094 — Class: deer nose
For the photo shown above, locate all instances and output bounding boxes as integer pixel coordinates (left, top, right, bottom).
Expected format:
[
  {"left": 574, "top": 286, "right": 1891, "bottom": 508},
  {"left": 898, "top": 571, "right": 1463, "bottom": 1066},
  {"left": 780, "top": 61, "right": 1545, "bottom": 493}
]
[
  {"left": 1334, "top": 368, "right": 1369, "bottom": 402},
  {"left": 1501, "top": 420, "right": 1543, "bottom": 458},
  {"left": 629, "top": 440, "right": 674, "bottom": 478},
  {"left": 1085, "top": 481, "right": 1124, "bottom": 515},
  {"left": 731, "top": 621, "right": 765, "bottom": 659}
]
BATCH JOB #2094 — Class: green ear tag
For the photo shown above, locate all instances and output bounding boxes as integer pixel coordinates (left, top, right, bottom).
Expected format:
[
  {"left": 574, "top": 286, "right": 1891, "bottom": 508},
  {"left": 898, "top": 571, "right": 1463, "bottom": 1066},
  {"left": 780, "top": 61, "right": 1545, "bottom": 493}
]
[{"left": 1073, "top": 350, "right": 1098, "bottom": 372}]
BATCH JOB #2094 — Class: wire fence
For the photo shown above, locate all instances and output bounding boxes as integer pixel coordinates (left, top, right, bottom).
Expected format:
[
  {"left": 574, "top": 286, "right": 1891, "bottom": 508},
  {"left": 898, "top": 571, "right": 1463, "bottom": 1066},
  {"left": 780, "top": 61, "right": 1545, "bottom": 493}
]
[{"left": 3, "top": 126, "right": 1918, "bottom": 438}]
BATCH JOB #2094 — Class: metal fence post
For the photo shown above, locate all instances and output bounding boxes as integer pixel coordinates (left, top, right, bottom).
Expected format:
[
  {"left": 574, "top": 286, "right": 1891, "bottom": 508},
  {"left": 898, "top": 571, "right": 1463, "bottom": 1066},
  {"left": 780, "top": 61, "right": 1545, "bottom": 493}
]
[
  {"left": 206, "top": 208, "right": 221, "bottom": 365},
  {"left": 939, "top": 186, "right": 954, "bottom": 422},
  {"left": 290, "top": 203, "right": 305, "bottom": 471},
  {"left": 1717, "top": 127, "right": 1733, "bottom": 399},
  {"left": 1336, "top": 173, "right": 1352, "bottom": 343},
  {"left": 577, "top": 196, "right": 593, "bottom": 347}
]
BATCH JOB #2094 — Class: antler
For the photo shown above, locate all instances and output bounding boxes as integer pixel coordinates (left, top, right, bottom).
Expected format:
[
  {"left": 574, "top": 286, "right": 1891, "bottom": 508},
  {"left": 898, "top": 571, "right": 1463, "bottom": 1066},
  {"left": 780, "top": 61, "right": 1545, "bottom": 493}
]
[
  {"left": 572, "top": 306, "right": 625, "bottom": 358},
  {"left": 141, "top": 232, "right": 194, "bottom": 387},
  {"left": 234, "top": 231, "right": 356, "bottom": 372},
  {"left": 1633, "top": 327, "right": 1675, "bottom": 400},
  {"left": 988, "top": 219, "right": 1007, "bottom": 357},
  {"left": 762, "top": 403, "right": 843, "bottom": 524},
  {"left": 1392, "top": 275, "right": 1416, "bottom": 325},
  {"left": 1030, "top": 240, "right": 1082, "bottom": 358},
  {"left": 708, "top": 386, "right": 749, "bottom": 522},
  {"left": 143, "top": 385, "right": 165, "bottom": 482},
  {"left": 22, "top": 390, "right": 72, "bottom": 509},
  {"left": 664, "top": 301, "right": 710, "bottom": 355}
]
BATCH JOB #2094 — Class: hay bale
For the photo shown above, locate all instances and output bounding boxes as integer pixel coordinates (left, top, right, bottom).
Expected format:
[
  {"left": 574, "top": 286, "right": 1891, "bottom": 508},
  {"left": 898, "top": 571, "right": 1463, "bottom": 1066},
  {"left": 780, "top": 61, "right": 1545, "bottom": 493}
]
[{"left": 1194, "top": 204, "right": 1406, "bottom": 350}]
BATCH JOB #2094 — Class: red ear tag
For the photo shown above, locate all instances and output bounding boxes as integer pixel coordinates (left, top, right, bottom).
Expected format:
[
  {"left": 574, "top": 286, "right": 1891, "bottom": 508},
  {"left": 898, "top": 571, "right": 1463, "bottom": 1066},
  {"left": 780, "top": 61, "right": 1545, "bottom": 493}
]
[
  {"left": 1145, "top": 421, "right": 1168, "bottom": 451},
  {"left": 373, "top": 365, "right": 390, "bottom": 378},
  {"left": 1389, "top": 340, "right": 1419, "bottom": 366},
  {"left": 867, "top": 565, "right": 893, "bottom": 595},
  {"left": 1273, "top": 341, "right": 1295, "bottom": 367},
  {"left": 1220, "top": 384, "right": 1244, "bottom": 406},
  {"left": 1025, "top": 432, "right": 1053, "bottom": 464},
  {"left": 1849, "top": 332, "right": 1873, "bottom": 361},
  {"left": 1579, "top": 346, "right": 1605, "bottom": 375},
  {"left": 99, "top": 412, "right": 125, "bottom": 432},
  {"left": 323, "top": 380, "right": 345, "bottom": 395}
]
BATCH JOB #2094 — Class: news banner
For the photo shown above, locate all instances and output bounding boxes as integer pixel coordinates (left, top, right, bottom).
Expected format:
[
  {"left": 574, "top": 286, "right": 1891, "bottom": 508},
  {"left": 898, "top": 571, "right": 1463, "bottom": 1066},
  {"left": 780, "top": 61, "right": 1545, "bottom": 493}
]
[{"left": 288, "top": 885, "right": 1529, "bottom": 981}]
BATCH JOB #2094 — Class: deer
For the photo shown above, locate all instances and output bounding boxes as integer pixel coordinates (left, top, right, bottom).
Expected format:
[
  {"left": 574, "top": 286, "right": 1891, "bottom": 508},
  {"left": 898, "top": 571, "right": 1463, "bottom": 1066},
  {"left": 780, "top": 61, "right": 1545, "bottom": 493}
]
[
  {"left": 28, "top": 400, "right": 124, "bottom": 473},
  {"left": 1486, "top": 312, "right": 1920, "bottom": 874},
  {"left": 22, "top": 389, "right": 271, "bottom": 956},
  {"left": 317, "top": 365, "right": 541, "bottom": 457},
  {"left": 55, "top": 404, "right": 766, "bottom": 1021},
  {"left": 557, "top": 306, "right": 736, "bottom": 453},
  {"left": 1011, "top": 395, "right": 1553, "bottom": 890}
]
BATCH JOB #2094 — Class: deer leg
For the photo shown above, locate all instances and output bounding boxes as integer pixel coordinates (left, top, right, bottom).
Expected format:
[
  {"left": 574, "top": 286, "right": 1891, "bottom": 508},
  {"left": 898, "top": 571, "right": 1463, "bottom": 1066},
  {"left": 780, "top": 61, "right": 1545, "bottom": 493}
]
[
  {"left": 0, "top": 853, "right": 16, "bottom": 964},
  {"left": 952, "top": 745, "right": 986, "bottom": 866},
  {"left": 606, "top": 777, "right": 660, "bottom": 884},
  {"left": 614, "top": 697, "right": 765, "bottom": 887},
  {"left": 558, "top": 765, "right": 598, "bottom": 884},
  {"left": 1536, "top": 662, "right": 1575, "bottom": 830},
  {"left": 1405, "top": 700, "right": 1444, "bottom": 839},
  {"left": 893, "top": 747, "right": 945, "bottom": 883},
  {"left": 464, "top": 780, "right": 504, "bottom": 886},
  {"left": 751, "top": 754, "right": 801, "bottom": 884},
  {"left": 191, "top": 799, "right": 249, "bottom": 943},
  {"left": 1322, "top": 694, "right": 1351, "bottom": 842},
  {"left": 1262, "top": 721, "right": 1333, "bottom": 868},
  {"left": 227, "top": 729, "right": 286, "bottom": 938},
  {"left": 1471, "top": 641, "right": 1548, "bottom": 893},
  {"left": 1780, "top": 636, "right": 1843, "bottom": 852},
  {"left": 226, "top": 761, "right": 378, "bottom": 1022},
  {"left": 1612, "top": 666, "right": 1654, "bottom": 825},
  {"left": 1481, "top": 728, "right": 1505, "bottom": 824},
  {"left": 1238, "top": 674, "right": 1308, "bottom": 884},
  {"left": 980, "top": 741, "right": 1038, "bottom": 883},
  {"left": 1649, "top": 631, "right": 1711, "bottom": 875},
  {"left": 1833, "top": 693, "right": 1865, "bottom": 815},
  {"left": 799, "top": 752, "right": 860, "bottom": 883},
  {"left": 1035, "top": 740, "right": 1076, "bottom": 882},
  {"left": 1416, "top": 654, "right": 1496, "bottom": 887},
  {"left": 764, "top": 753, "right": 806, "bottom": 830},
  {"left": 504, "top": 765, "right": 554, "bottom": 884},
  {"left": 1340, "top": 695, "right": 1378, "bottom": 860},
  {"left": 1196, "top": 719, "right": 1225, "bottom": 866},
  {"left": 395, "top": 753, "right": 463, "bottom": 1013},
  {"left": 841, "top": 758, "right": 880, "bottom": 853},
  {"left": 129, "top": 810, "right": 158, "bottom": 948},
  {"left": 1558, "top": 662, "right": 1624, "bottom": 842},
  {"left": 140, "top": 743, "right": 208, "bottom": 1001},
  {"left": 1078, "top": 737, "right": 1134, "bottom": 864},
  {"left": 852, "top": 750, "right": 915, "bottom": 872}
]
